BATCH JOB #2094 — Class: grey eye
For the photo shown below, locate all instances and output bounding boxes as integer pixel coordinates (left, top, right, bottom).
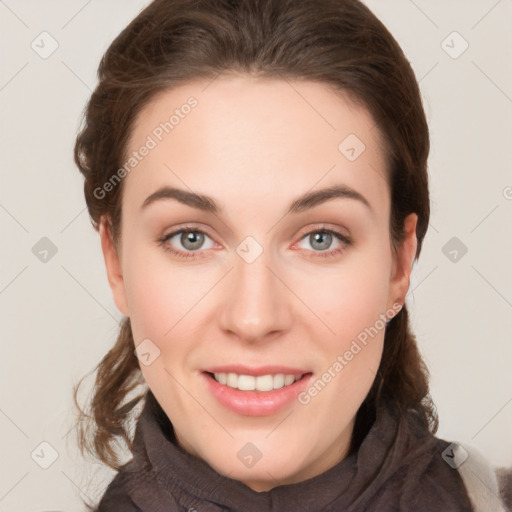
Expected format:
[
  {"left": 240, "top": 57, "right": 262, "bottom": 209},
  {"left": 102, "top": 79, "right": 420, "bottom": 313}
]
[
  {"left": 163, "top": 229, "right": 216, "bottom": 255},
  {"left": 308, "top": 232, "right": 334, "bottom": 251},
  {"left": 180, "top": 231, "right": 205, "bottom": 250}
]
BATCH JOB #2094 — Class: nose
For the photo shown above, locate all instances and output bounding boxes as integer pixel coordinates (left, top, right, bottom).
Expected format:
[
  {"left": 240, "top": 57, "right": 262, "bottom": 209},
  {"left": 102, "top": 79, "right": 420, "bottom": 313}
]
[{"left": 218, "top": 250, "right": 293, "bottom": 344}]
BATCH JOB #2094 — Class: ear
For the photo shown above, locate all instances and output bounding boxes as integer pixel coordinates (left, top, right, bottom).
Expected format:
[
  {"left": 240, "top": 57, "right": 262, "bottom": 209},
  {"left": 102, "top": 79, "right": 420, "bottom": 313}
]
[
  {"left": 387, "top": 213, "right": 418, "bottom": 311},
  {"left": 99, "top": 218, "right": 130, "bottom": 317}
]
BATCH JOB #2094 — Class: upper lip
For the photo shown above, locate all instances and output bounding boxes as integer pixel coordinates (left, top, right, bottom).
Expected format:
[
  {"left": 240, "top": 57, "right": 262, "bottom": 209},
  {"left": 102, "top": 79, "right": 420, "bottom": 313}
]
[{"left": 202, "top": 365, "right": 311, "bottom": 377}]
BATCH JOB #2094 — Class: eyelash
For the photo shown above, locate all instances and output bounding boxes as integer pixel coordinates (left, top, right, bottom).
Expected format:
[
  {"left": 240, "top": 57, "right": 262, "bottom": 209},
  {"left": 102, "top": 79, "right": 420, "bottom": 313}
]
[{"left": 157, "top": 225, "right": 352, "bottom": 261}]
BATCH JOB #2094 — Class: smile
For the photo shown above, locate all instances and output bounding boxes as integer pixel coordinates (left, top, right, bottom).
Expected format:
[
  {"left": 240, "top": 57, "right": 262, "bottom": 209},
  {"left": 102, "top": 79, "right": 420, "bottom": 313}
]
[
  {"left": 201, "top": 368, "right": 313, "bottom": 416},
  {"left": 209, "top": 372, "right": 304, "bottom": 391}
]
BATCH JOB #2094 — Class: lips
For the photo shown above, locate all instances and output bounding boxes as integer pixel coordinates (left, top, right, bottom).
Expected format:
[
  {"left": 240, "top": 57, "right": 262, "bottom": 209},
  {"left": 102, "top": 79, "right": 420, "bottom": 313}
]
[
  {"left": 201, "top": 365, "right": 313, "bottom": 416},
  {"left": 202, "top": 365, "right": 310, "bottom": 377}
]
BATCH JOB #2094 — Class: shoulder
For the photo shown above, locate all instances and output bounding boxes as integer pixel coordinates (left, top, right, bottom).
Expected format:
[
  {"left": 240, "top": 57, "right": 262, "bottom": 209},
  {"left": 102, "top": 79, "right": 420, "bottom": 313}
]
[
  {"left": 446, "top": 441, "right": 511, "bottom": 512},
  {"left": 376, "top": 410, "right": 507, "bottom": 511}
]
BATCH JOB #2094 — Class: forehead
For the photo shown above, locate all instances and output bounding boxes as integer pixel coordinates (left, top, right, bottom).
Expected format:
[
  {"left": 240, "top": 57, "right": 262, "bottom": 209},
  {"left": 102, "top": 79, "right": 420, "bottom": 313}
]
[{"left": 122, "top": 75, "right": 389, "bottom": 216}]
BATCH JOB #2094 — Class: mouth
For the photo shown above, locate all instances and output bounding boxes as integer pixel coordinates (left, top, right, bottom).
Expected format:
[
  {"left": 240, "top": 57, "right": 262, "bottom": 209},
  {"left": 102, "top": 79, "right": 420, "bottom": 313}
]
[
  {"left": 201, "top": 366, "right": 313, "bottom": 416},
  {"left": 204, "top": 371, "right": 308, "bottom": 391}
]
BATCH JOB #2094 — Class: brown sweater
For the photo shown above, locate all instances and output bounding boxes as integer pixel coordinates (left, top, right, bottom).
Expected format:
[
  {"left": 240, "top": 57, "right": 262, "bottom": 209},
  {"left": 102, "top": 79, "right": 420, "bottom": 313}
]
[{"left": 96, "top": 391, "right": 474, "bottom": 511}]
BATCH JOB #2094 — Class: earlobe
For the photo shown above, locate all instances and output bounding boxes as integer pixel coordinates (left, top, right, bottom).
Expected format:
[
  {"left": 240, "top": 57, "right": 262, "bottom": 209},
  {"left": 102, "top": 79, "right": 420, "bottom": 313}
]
[
  {"left": 389, "top": 213, "right": 418, "bottom": 307},
  {"left": 99, "top": 218, "right": 130, "bottom": 317}
]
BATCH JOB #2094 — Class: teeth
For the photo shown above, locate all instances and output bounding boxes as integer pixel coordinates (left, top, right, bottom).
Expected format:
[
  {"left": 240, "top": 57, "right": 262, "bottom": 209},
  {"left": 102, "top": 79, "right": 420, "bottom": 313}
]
[
  {"left": 216, "top": 372, "right": 227, "bottom": 385},
  {"left": 227, "top": 372, "right": 238, "bottom": 388},
  {"left": 238, "top": 374, "right": 256, "bottom": 391},
  {"left": 284, "top": 374, "right": 295, "bottom": 386},
  {"left": 213, "top": 372, "right": 304, "bottom": 391},
  {"left": 273, "top": 374, "right": 285, "bottom": 389}
]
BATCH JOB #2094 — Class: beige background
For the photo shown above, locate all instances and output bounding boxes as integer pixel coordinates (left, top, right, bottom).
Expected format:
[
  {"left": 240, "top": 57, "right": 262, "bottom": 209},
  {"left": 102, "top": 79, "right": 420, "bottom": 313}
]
[{"left": 1, "top": 0, "right": 511, "bottom": 510}]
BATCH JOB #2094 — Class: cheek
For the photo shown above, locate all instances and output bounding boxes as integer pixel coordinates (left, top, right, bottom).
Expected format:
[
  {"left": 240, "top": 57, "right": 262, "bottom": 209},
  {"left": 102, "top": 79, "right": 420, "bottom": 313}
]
[
  {"left": 121, "top": 244, "right": 180, "bottom": 342},
  {"left": 123, "top": 228, "right": 393, "bottom": 350},
  {"left": 310, "top": 254, "right": 392, "bottom": 338},
  {"left": 300, "top": 261, "right": 389, "bottom": 412},
  {"left": 122, "top": 245, "right": 215, "bottom": 347}
]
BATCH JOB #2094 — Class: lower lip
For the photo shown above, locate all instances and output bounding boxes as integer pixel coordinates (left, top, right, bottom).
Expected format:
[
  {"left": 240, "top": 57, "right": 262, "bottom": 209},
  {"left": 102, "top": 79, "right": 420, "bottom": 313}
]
[{"left": 202, "top": 372, "right": 313, "bottom": 416}]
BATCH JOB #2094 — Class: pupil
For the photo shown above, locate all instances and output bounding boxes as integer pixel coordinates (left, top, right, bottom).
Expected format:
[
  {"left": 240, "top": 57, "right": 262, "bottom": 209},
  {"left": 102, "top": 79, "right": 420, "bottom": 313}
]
[
  {"left": 311, "top": 232, "right": 331, "bottom": 250},
  {"left": 182, "top": 231, "right": 203, "bottom": 250}
]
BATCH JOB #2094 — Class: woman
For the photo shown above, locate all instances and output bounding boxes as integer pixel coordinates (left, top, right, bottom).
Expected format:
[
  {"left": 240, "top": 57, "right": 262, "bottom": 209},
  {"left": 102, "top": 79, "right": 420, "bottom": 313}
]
[{"left": 73, "top": 0, "right": 508, "bottom": 510}]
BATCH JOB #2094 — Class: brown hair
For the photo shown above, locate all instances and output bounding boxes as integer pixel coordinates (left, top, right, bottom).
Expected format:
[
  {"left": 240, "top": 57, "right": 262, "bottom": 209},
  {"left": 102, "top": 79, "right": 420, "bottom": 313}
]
[{"left": 73, "top": 0, "right": 436, "bottom": 475}]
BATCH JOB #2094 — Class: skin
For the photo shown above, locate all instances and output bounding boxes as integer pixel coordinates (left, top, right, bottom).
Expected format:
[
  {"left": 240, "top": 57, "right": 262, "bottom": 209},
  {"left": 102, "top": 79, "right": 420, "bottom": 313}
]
[{"left": 100, "top": 75, "right": 417, "bottom": 492}]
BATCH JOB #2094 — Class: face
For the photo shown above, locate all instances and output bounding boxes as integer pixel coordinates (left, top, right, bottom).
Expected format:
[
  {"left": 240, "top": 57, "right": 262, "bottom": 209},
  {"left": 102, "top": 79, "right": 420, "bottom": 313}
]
[{"left": 100, "top": 75, "right": 417, "bottom": 491}]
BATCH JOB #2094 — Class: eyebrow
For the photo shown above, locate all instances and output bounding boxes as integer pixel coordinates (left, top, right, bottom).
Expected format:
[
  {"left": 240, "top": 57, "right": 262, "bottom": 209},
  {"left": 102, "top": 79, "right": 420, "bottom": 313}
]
[{"left": 141, "top": 184, "right": 372, "bottom": 215}]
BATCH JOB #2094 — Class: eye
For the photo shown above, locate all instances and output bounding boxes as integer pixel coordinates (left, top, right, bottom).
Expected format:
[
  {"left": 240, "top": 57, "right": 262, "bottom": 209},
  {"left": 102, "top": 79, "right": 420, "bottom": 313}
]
[
  {"left": 157, "top": 225, "right": 351, "bottom": 261},
  {"left": 158, "top": 228, "right": 216, "bottom": 259},
  {"left": 295, "top": 227, "right": 351, "bottom": 258}
]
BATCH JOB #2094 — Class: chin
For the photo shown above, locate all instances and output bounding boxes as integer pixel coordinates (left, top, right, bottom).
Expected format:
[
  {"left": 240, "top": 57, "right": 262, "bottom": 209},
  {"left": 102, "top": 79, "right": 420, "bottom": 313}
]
[{"left": 199, "top": 439, "right": 312, "bottom": 490}]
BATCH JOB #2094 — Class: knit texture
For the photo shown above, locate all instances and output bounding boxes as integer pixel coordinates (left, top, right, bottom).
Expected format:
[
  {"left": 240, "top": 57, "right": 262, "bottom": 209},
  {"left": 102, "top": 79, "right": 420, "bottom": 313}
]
[{"left": 97, "top": 391, "right": 473, "bottom": 511}]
